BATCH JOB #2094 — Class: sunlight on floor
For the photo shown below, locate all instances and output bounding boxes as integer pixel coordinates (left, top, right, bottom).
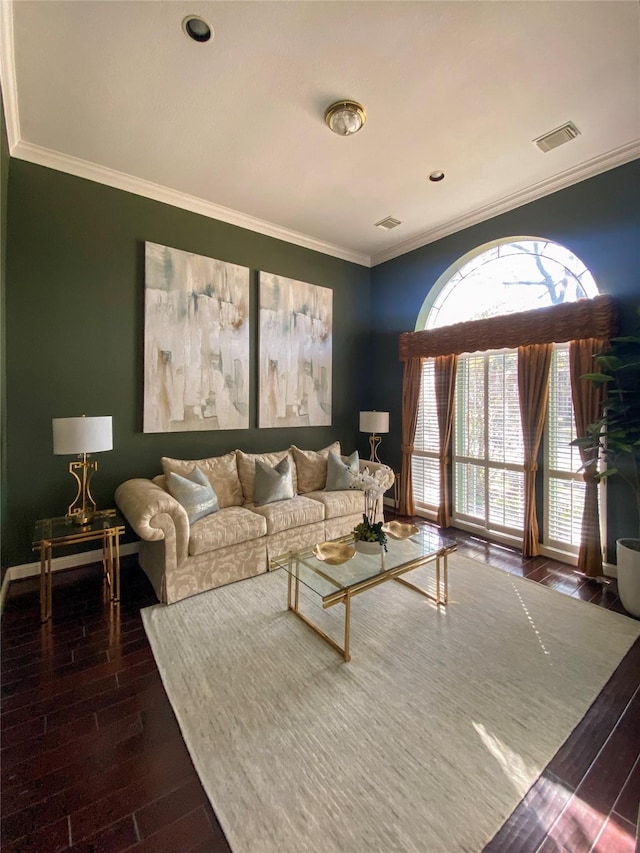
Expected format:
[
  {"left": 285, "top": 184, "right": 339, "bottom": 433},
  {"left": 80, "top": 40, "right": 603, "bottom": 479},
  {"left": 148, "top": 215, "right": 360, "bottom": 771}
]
[
  {"left": 472, "top": 721, "right": 537, "bottom": 795},
  {"left": 510, "top": 580, "right": 552, "bottom": 664},
  {"left": 472, "top": 721, "right": 636, "bottom": 850}
]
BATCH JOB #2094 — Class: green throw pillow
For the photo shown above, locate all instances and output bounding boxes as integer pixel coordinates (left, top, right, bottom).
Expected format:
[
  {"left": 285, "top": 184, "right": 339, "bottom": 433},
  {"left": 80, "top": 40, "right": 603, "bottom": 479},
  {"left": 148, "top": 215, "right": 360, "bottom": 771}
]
[
  {"left": 166, "top": 465, "right": 219, "bottom": 525},
  {"left": 254, "top": 456, "right": 294, "bottom": 506},
  {"left": 325, "top": 450, "right": 359, "bottom": 491}
]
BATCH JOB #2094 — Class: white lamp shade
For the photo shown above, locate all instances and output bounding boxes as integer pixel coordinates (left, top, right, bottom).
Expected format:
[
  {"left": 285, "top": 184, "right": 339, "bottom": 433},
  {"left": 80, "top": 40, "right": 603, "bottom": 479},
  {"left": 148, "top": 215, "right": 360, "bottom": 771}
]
[
  {"left": 359, "top": 411, "right": 389, "bottom": 434},
  {"left": 53, "top": 416, "right": 113, "bottom": 455}
]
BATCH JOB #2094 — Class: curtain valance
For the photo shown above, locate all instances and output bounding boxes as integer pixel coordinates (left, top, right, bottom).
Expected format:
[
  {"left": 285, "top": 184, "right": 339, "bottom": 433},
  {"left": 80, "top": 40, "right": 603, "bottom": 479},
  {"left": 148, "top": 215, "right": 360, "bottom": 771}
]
[{"left": 399, "top": 294, "right": 617, "bottom": 361}]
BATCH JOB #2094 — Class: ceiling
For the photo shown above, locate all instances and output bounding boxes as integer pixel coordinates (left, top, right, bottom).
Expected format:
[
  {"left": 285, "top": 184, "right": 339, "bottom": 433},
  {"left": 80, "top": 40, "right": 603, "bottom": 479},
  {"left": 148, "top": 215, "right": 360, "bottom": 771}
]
[{"left": 1, "top": 1, "right": 639, "bottom": 267}]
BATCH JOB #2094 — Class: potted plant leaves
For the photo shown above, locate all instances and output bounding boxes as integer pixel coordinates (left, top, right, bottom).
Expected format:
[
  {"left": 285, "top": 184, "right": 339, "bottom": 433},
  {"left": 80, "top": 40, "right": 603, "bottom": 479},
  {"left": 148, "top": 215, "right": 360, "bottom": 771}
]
[{"left": 573, "top": 306, "right": 640, "bottom": 616}]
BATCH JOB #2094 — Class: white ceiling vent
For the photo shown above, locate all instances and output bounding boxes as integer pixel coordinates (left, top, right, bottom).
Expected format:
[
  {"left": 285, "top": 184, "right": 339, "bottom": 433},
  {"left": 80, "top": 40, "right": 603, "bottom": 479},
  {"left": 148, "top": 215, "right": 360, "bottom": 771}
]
[
  {"left": 534, "top": 122, "right": 581, "bottom": 153},
  {"left": 375, "top": 217, "right": 402, "bottom": 231}
]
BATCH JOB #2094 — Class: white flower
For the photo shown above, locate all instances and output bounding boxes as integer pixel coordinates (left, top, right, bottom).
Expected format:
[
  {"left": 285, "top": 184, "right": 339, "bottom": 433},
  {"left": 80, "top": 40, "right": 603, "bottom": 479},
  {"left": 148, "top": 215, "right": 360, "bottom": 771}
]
[
  {"left": 349, "top": 467, "right": 386, "bottom": 498},
  {"left": 350, "top": 467, "right": 386, "bottom": 524}
]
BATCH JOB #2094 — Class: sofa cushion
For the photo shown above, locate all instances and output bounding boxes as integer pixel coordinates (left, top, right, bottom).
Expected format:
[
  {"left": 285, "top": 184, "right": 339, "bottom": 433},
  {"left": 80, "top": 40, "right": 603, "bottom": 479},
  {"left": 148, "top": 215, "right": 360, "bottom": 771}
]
[
  {"left": 161, "top": 451, "right": 243, "bottom": 508},
  {"left": 188, "top": 506, "right": 267, "bottom": 557},
  {"left": 254, "top": 456, "right": 295, "bottom": 506},
  {"left": 325, "top": 450, "right": 359, "bottom": 491},
  {"left": 236, "top": 449, "right": 297, "bottom": 504},
  {"left": 305, "top": 488, "right": 365, "bottom": 520},
  {"left": 165, "top": 465, "right": 219, "bottom": 525},
  {"left": 291, "top": 442, "right": 341, "bottom": 493},
  {"left": 247, "top": 495, "right": 325, "bottom": 535}
]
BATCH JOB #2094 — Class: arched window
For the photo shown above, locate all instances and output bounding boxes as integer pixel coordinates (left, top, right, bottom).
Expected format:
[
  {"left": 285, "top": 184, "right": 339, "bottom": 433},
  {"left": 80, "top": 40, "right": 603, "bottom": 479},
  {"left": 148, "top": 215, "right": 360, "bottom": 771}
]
[{"left": 413, "top": 237, "right": 601, "bottom": 560}]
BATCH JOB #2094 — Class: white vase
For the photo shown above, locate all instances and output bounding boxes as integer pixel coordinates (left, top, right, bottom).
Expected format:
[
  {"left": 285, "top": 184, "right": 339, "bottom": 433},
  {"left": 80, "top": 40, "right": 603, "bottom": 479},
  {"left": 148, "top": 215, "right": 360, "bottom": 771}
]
[
  {"left": 616, "top": 538, "right": 640, "bottom": 618},
  {"left": 355, "top": 539, "right": 383, "bottom": 555}
]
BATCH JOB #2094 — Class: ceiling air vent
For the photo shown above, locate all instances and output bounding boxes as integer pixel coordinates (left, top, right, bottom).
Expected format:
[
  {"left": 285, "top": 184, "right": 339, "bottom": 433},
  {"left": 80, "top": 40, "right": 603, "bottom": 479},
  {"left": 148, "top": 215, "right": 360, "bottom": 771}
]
[
  {"left": 534, "top": 122, "right": 581, "bottom": 153},
  {"left": 375, "top": 217, "right": 402, "bottom": 231}
]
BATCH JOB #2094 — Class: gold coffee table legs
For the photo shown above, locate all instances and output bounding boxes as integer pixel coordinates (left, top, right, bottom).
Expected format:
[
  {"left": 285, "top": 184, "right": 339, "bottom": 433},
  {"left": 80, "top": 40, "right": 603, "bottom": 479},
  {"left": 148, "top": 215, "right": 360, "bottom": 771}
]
[
  {"left": 287, "top": 556, "right": 353, "bottom": 662},
  {"left": 284, "top": 551, "right": 449, "bottom": 662},
  {"left": 394, "top": 551, "right": 449, "bottom": 605}
]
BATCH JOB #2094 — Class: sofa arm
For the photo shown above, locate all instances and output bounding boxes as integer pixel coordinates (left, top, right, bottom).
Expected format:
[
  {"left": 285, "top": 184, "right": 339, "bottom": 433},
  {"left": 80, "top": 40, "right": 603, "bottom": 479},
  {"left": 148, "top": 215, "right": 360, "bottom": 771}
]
[
  {"left": 114, "top": 478, "right": 190, "bottom": 568},
  {"left": 358, "top": 459, "right": 395, "bottom": 492}
]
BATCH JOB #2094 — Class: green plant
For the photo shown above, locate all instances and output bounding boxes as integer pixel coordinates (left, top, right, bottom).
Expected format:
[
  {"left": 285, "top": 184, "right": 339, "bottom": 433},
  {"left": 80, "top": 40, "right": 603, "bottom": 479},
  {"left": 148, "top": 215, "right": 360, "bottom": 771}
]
[
  {"left": 353, "top": 515, "right": 388, "bottom": 550},
  {"left": 572, "top": 307, "right": 640, "bottom": 540}
]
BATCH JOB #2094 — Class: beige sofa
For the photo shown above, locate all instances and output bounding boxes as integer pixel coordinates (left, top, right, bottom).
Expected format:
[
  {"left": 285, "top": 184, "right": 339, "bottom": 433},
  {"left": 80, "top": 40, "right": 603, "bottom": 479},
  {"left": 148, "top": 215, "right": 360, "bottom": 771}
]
[{"left": 115, "top": 443, "right": 394, "bottom": 604}]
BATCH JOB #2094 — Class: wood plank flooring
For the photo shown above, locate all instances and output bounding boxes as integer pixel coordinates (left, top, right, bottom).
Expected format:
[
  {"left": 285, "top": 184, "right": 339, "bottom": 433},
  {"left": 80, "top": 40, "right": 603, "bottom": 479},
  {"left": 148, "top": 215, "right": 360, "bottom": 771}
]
[{"left": 2, "top": 522, "right": 639, "bottom": 852}]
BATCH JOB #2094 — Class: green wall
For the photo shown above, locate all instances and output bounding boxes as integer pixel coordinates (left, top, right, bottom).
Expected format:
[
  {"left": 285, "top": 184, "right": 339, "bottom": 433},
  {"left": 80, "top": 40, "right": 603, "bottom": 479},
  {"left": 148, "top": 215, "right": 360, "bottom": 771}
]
[
  {"left": 5, "top": 154, "right": 639, "bottom": 568},
  {"left": 4, "top": 161, "right": 371, "bottom": 567},
  {"left": 1, "top": 87, "right": 9, "bottom": 577},
  {"left": 370, "top": 159, "right": 640, "bottom": 559}
]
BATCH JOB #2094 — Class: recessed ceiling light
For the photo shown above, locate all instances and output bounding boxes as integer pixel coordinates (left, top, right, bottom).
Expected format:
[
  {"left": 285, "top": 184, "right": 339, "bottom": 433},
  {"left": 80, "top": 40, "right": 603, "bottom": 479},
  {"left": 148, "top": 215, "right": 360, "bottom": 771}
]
[
  {"left": 324, "top": 101, "right": 367, "bottom": 136},
  {"left": 182, "top": 15, "right": 213, "bottom": 43},
  {"left": 428, "top": 171, "right": 445, "bottom": 182}
]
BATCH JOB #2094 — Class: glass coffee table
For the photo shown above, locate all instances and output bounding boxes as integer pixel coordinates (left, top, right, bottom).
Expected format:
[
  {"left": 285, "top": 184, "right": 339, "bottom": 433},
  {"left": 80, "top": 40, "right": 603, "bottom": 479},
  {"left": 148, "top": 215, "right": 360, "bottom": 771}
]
[{"left": 270, "top": 527, "right": 455, "bottom": 662}]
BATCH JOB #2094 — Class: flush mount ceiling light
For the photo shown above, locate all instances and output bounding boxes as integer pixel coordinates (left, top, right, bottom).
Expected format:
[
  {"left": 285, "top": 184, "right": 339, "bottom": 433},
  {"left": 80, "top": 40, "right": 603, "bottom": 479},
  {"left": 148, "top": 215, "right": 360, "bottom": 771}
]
[
  {"left": 182, "top": 15, "right": 213, "bottom": 43},
  {"left": 428, "top": 170, "right": 445, "bottom": 182},
  {"left": 324, "top": 101, "right": 367, "bottom": 136}
]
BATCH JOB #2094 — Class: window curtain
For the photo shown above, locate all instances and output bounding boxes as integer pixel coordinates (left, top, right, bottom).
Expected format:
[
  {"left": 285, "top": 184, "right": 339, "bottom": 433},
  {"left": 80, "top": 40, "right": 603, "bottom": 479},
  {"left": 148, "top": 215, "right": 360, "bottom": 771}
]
[
  {"left": 434, "top": 354, "right": 458, "bottom": 527},
  {"left": 518, "top": 344, "right": 553, "bottom": 556},
  {"left": 569, "top": 338, "right": 609, "bottom": 577},
  {"left": 400, "top": 357, "right": 422, "bottom": 516},
  {"left": 398, "top": 295, "right": 617, "bottom": 551}
]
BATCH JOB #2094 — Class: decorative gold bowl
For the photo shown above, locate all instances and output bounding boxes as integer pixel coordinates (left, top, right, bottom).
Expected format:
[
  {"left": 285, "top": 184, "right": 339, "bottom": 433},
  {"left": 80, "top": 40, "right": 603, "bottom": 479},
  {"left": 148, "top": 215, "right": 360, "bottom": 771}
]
[
  {"left": 313, "top": 541, "right": 356, "bottom": 565},
  {"left": 382, "top": 521, "right": 419, "bottom": 540}
]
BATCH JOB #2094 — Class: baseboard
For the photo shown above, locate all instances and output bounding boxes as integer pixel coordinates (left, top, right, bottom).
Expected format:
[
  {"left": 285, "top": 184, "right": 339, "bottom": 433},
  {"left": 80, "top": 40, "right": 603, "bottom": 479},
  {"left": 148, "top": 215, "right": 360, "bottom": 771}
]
[
  {"left": 6, "top": 541, "right": 140, "bottom": 583},
  {"left": 0, "top": 530, "right": 618, "bottom": 618},
  {"left": 0, "top": 541, "right": 141, "bottom": 620}
]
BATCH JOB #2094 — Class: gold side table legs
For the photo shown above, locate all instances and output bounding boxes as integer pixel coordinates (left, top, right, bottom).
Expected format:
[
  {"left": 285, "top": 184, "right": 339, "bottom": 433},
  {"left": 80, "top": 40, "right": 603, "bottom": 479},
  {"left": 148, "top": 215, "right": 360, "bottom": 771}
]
[
  {"left": 37, "top": 528, "right": 122, "bottom": 623},
  {"left": 102, "top": 530, "right": 121, "bottom": 602},
  {"left": 40, "top": 541, "right": 53, "bottom": 622}
]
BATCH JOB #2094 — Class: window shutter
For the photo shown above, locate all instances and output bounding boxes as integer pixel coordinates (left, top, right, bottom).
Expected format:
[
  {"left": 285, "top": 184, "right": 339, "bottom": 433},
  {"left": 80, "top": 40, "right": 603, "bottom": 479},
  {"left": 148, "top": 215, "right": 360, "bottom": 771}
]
[
  {"left": 545, "top": 345, "right": 587, "bottom": 550},
  {"left": 412, "top": 360, "right": 440, "bottom": 509}
]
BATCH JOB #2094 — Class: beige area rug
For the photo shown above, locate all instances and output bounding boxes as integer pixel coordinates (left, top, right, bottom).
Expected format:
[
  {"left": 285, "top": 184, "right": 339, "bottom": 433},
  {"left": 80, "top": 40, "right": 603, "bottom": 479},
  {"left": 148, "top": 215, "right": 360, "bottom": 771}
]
[{"left": 142, "top": 555, "right": 640, "bottom": 853}]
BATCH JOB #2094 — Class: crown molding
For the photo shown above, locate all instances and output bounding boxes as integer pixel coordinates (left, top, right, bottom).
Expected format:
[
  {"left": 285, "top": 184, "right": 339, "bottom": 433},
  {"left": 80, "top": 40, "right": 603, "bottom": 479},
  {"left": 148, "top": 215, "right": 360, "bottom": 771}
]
[
  {"left": 0, "top": 0, "right": 20, "bottom": 150},
  {"left": 371, "top": 140, "right": 640, "bottom": 267},
  {"left": 10, "top": 140, "right": 371, "bottom": 266},
  {"left": 1, "top": 0, "right": 636, "bottom": 273}
]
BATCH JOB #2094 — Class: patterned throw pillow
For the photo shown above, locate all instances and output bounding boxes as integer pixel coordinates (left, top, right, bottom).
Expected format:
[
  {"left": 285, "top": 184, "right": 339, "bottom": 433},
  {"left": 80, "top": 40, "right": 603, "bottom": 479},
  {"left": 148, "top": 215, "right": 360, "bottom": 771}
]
[
  {"left": 161, "top": 451, "right": 242, "bottom": 508},
  {"left": 325, "top": 450, "right": 359, "bottom": 491},
  {"left": 254, "top": 456, "right": 295, "bottom": 506},
  {"left": 291, "top": 442, "right": 341, "bottom": 493},
  {"left": 165, "top": 465, "right": 220, "bottom": 525}
]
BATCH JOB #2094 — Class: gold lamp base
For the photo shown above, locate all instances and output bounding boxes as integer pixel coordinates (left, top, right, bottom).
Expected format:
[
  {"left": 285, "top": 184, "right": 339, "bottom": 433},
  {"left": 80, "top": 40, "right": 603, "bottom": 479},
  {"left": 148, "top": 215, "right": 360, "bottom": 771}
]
[
  {"left": 67, "top": 457, "right": 99, "bottom": 524},
  {"left": 368, "top": 434, "right": 383, "bottom": 464}
]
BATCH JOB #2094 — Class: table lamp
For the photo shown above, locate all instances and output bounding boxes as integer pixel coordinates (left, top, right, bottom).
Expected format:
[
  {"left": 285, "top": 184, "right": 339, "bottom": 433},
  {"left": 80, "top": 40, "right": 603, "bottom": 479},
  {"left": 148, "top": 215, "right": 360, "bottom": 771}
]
[
  {"left": 359, "top": 411, "right": 389, "bottom": 463},
  {"left": 52, "top": 415, "right": 113, "bottom": 524}
]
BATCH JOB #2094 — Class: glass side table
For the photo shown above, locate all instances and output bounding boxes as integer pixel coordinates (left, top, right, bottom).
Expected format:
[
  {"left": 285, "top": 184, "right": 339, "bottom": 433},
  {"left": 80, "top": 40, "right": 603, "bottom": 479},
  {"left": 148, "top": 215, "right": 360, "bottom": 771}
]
[{"left": 32, "top": 509, "right": 125, "bottom": 622}]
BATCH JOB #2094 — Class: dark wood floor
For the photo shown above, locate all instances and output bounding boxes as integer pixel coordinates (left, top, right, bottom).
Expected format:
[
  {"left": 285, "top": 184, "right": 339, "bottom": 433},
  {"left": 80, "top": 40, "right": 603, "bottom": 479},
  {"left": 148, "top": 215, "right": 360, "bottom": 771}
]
[{"left": 2, "top": 522, "right": 639, "bottom": 853}]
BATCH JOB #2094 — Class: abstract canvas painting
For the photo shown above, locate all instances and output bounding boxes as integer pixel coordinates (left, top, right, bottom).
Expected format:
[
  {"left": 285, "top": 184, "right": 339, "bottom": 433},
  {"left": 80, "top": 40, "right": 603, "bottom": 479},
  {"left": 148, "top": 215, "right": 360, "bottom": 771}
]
[
  {"left": 259, "top": 272, "right": 332, "bottom": 428},
  {"left": 144, "top": 242, "right": 250, "bottom": 433}
]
